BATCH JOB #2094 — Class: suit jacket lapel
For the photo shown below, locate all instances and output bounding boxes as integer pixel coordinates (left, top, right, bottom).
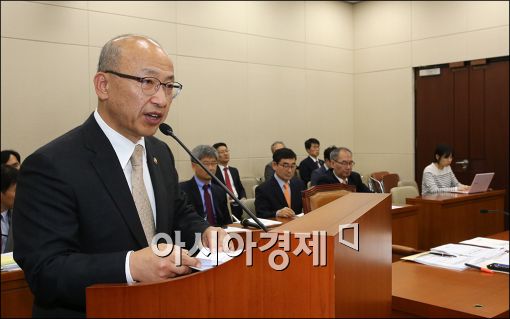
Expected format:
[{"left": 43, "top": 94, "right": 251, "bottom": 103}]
[
  {"left": 83, "top": 115, "right": 147, "bottom": 247},
  {"left": 271, "top": 177, "right": 288, "bottom": 207},
  {"left": 190, "top": 179, "right": 205, "bottom": 217},
  {"left": 145, "top": 139, "right": 169, "bottom": 235}
]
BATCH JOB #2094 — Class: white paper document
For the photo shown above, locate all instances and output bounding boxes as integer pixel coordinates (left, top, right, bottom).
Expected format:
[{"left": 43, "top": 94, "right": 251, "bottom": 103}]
[
  {"left": 246, "top": 218, "right": 282, "bottom": 227},
  {"left": 431, "top": 243, "right": 505, "bottom": 259},
  {"left": 460, "top": 237, "right": 509, "bottom": 250},
  {"left": 403, "top": 252, "right": 471, "bottom": 271},
  {"left": 1, "top": 252, "right": 21, "bottom": 272},
  {"left": 192, "top": 248, "right": 243, "bottom": 271}
]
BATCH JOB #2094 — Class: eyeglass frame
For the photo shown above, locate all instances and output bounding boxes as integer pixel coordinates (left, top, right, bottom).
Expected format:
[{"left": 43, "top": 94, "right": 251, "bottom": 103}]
[
  {"left": 277, "top": 163, "right": 297, "bottom": 170},
  {"left": 103, "top": 70, "right": 183, "bottom": 98},
  {"left": 332, "top": 159, "right": 356, "bottom": 167}
]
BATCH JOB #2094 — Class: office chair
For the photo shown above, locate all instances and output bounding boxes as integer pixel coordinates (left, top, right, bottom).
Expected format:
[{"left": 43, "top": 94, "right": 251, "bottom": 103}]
[{"left": 301, "top": 183, "right": 356, "bottom": 214}]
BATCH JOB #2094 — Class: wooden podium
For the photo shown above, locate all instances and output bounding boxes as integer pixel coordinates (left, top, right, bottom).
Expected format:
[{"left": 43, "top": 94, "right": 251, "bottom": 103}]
[
  {"left": 406, "top": 190, "right": 505, "bottom": 250},
  {"left": 86, "top": 193, "right": 392, "bottom": 318}
]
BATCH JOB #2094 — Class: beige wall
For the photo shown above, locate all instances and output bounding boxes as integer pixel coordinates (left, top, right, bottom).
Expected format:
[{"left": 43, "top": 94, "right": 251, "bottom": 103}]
[
  {"left": 1, "top": 1, "right": 508, "bottom": 182},
  {"left": 353, "top": 0, "right": 509, "bottom": 181}
]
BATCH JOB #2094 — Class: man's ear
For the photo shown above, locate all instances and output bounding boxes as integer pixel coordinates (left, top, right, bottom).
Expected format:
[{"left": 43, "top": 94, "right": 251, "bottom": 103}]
[
  {"left": 94, "top": 72, "right": 109, "bottom": 101},
  {"left": 272, "top": 161, "right": 278, "bottom": 170}
]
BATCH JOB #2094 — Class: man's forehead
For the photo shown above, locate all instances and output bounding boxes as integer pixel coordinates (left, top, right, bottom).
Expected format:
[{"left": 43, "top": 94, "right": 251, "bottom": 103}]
[{"left": 280, "top": 158, "right": 296, "bottom": 163}]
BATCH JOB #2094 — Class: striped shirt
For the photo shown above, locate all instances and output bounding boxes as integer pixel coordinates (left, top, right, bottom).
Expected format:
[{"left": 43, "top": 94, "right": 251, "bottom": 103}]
[{"left": 421, "top": 163, "right": 461, "bottom": 195}]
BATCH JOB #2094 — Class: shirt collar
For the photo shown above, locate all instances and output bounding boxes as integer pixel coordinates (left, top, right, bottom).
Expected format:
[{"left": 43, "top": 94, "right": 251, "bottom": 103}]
[
  {"left": 218, "top": 164, "right": 228, "bottom": 171},
  {"left": 273, "top": 173, "right": 289, "bottom": 189},
  {"left": 333, "top": 171, "right": 348, "bottom": 183},
  {"left": 94, "top": 110, "right": 145, "bottom": 169},
  {"left": 308, "top": 155, "right": 318, "bottom": 162},
  {"left": 194, "top": 175, "right": 209, "bottom": 189}
]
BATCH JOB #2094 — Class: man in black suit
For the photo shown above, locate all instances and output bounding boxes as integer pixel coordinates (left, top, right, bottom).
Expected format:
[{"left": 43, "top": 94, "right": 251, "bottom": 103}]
[
  {"left": 13, "top": 34, "right": 228, "bottom": 317},
  {"left": 317, "top": 147, "right": 372, "bottom": 193},
  {"left": 298, "top": 138, "right": 324, "bottom": 185},
  {"left": 255, "top": 148, "right": 305, "bottom": 218},
  {"left": 310, "top": 145, "right": 337, "bottom": 186},
  {"left": 212, "top": 142, "right": 245, "bottom": 220},
  {"left": 180, "top": 145, "right": 233, "bottom": 226}
]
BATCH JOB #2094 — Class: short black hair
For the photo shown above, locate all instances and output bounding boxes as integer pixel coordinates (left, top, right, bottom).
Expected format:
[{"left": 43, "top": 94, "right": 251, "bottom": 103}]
[
  {"left": 273, "top": 148, "right": 296, "bottom": 164},
  {"left": 1, "top": 164, "right": 18, "bottom": 193},
  {"left": 323, "top": 146, "right": 337, "bottom": 161},
  {"left": 212, "top": 142, "right": 227, "bottom": 150},
  {"left": 305, "top": 138, "right": 320, "bottom": 150},
  {"left": 1, "top": 150, "right": 21, "bottom": 165},
  {"left": 433, "top": 144, "right": 453, "bottom": 162}
]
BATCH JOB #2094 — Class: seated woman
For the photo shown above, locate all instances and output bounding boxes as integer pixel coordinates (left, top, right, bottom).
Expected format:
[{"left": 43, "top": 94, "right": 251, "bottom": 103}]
[{"left": 421, "top": 144, "right": 469, "bottom": 195}]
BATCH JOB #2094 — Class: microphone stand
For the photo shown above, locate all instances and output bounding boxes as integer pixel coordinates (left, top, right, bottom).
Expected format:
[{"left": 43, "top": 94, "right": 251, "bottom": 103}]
[{"left": 159, "top": 124, "right": 268, "bottom": 232}]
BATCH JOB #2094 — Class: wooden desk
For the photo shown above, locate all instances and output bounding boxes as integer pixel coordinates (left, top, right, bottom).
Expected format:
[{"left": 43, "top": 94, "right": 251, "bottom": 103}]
[
  {"left": 406, "top": 190, "right": 505, "bottom": 250},
  {"left": 1, "top": 270, "right": 33, "bottom": 317},
  {"left": 392, "top": 231, "right": 509, "bottom": 318},
  {"left": 392, "top": 204, "right": 420, "bottom": 248}
]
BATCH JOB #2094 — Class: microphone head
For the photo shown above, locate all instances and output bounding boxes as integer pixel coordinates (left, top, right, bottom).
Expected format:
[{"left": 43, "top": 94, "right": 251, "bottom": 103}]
[{"left": 159, "top": 123, "right": 174, "bottom": 136}]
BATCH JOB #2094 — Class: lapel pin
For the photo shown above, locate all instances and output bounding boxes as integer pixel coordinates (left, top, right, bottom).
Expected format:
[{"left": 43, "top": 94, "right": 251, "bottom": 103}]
[{"left": 153, "top": 157, "right": 158, "bottom": 165}]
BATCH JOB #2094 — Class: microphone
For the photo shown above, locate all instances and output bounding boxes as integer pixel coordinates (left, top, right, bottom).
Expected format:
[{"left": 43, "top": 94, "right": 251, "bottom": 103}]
[
  {"left": 241, "top": 218, "right": 262, "bottom": 229},
  {"left": 159, "top": 123, "right": 268, "bottom": 231},
  {"left": 480, "top": 209, "right": 509, "bottom": 216}
]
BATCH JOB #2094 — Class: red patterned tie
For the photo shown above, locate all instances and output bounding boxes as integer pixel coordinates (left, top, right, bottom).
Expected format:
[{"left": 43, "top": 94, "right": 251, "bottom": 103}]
[
  {"left": 203, "top": 184, "right": 216, "bottom": 225},
  {"left": 223, "top": 167, "right": 234, "bottom": 193}
]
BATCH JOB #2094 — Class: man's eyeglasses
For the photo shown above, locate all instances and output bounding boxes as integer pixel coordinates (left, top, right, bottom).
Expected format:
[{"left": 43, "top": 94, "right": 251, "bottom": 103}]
[
  {"left": 104, "top": 70, "right": 183, "bottom": 99},
  {"left": 278, "top": 163, "right": 297, "bottom": 170},
  {"left": 201, "top": 161, "right": 218, "bottom": 167},
  {"left": 332, "top": 159, "right": 355, "bottom": 167}
]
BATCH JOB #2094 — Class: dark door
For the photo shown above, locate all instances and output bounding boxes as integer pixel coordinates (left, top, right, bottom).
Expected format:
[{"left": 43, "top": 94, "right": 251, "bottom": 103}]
[{"left": 415, "top": 57, "right": 509, "bottom": 211}]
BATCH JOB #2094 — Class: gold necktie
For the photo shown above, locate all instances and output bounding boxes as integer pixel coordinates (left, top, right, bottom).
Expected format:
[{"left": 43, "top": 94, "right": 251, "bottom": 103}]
[
  {"left": 283, "top": 183, "right": 291, "bottom": 207},
  {"left": 130, "top": 145, "right": 155, "bottom": 245}
]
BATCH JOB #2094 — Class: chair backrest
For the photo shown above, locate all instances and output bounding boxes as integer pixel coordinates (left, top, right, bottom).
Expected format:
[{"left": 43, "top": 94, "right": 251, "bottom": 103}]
[
  {"left": 301, "top": 183, "right": 356, "bottom": 214},
  {"left": 371, "top": 171, "right": 390, "bottom": 181},
  {"left": 368, "top": 171, "right": 390, "bottom": 192},
  {"left": 369, "top": 176, "right": 384, "bottom": 193},
  {"left": 240, "top": 198, "right": 255, "bottom": 220},
  {"left": 381, "top": 173, "right": 400, "bottom": 193},
  {"left": 240, "top": 177, "right": 259, "bottom": 198},
  {"left": 390, "top": 186, "right": 419, "bottom": 205},
  {"left": 397, "top": 180, "right": 419, "bottom": 192},
  {"left": 392, "top": 244, "right": 424, "bottom": 262}
]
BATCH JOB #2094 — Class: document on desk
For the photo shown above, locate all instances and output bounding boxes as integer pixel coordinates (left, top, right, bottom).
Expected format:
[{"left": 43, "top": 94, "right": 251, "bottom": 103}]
[
  {"left": 403, "top": 252, "right": 471, "bottom": 271},
  {"left": 431, "top": 243, "right": 505, "bottom": 259},
  {"left": 191, "top": 248, "right": 243, "bottom": 271},
  {"left": 460, "top": 237, "right": 509, "bottom": 250},
  {"left": 1, "top": 252, "right": 21, "bottom": 272},
  {"left": 246, "top": 218, "right": 282, "bottom": 227}
]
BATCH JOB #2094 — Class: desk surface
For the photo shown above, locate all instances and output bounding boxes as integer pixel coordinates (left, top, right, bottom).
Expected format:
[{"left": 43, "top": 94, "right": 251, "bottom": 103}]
[{"left": 392, "top": 231, "right": 509, "bottom": 318}]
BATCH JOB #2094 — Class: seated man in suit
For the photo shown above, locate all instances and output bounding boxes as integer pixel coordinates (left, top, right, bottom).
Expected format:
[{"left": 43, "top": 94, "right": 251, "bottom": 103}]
[
  {"left": 310, "top": 145, "right": 337, "bottom": 186},
  {"left": 298, "top": 138, "right": 324, "bottom": 185},
  {"left": 255, "top": 148, "right": 305, "bottom": 218},
  {"left": 1, "top": 164, "right": 17, "bottom": 253},
  {"left": 264, "top": 141, "right": 286, "bottom": 181},
  {"left": 180, "top": 145, "right": 233, "bottom": 226},
  {"left": 317, "top": 147, "right": 372, "bottom": 193},
  {"left": 212, "top": 142, "right": 246, "bottom": 220}
]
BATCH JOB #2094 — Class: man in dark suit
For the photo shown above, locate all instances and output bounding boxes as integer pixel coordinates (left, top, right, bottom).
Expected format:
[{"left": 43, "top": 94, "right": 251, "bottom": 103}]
[
  {"left": 255, "top": 148, "right": 305, "bottom": 218},
  {"left": 212, "top": 142, "right": 246, "bottom": 220},
  {"left": 298, "top": 138, "right": 324, "bottom": 185},
  {"left": 1, "top": 164, "right": 17, "bottom": 253},
  {"left": 13, "top": 34, "right": 228, "bottom": 317},
  {"left": 180, "top": 145, "right": 233, "bottom": 226},
  {"left": 310, "top": 145, "right": 337, "bottom": 186},
  {"left": 317, "top": 147, "right": 372, "bottom": 193}
]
